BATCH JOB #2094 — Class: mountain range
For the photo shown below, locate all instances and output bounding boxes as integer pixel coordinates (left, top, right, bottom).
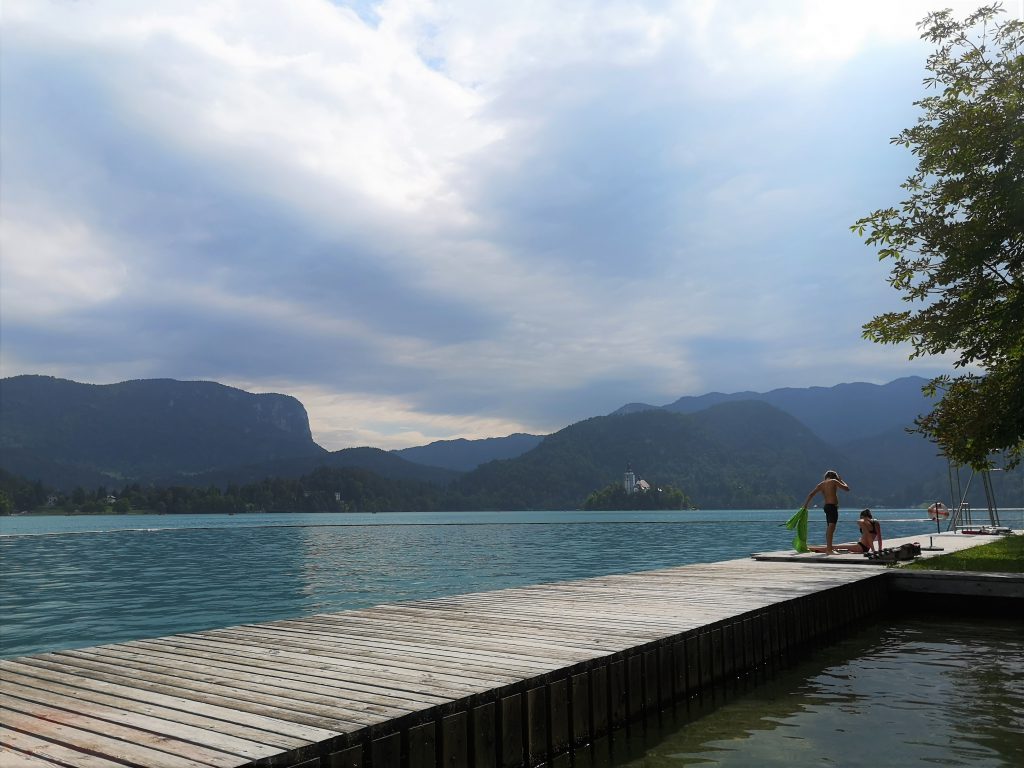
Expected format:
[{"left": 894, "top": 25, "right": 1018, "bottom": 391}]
[{"left": 2, "top": 374, "right": 1020, "bottom": 508}]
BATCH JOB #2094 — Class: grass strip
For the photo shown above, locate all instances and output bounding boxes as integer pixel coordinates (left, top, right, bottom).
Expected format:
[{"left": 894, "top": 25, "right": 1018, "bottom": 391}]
[{"left": 905, "top": 534, "right": 1024, "bottom": 573}]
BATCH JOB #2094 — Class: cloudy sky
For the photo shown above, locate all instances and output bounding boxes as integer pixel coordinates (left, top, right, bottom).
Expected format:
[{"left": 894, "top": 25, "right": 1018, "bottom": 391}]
[{"left": 1, "top": 0, "right": 1006, "bottom": 450}]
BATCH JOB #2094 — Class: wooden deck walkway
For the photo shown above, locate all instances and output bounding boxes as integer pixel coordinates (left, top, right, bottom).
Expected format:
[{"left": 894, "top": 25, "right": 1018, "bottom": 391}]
[
  {"left": 3, "top": 530, "right": 1012, "bottom": 768},
  {"left": 0, "top": 557, "right": 890, "bottom": 768}
]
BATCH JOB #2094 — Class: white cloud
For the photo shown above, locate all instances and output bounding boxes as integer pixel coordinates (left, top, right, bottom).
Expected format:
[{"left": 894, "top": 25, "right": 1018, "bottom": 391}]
[
  {"left": 248, "top": 383, "right": 539, "bottom": 450},
  {"left": 1, "top": 0, "right": 985, "bottom": 448},
  {"left": 5, "top": 0, "right": 499, "bottom": 227},
  {"left": 0, "top": 210, "right": 131, "bottom": 319},
  {"left": 674, "top": 0, "right": 987, "bottom": 84}
]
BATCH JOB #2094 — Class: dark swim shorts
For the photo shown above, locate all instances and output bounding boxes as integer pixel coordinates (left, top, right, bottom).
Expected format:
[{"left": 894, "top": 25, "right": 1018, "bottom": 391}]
[{"left": 824, "top": 503, "right": 839, "bottom": 524}]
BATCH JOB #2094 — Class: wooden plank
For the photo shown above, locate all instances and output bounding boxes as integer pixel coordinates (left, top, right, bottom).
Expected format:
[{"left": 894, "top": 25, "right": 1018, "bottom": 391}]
[
  {"left": 66, "top": 646, "right": 453, "bottom": 709},
  {"left": 18, "top": 653, "right": 405, "bottom": 727},
  {"left": 0, "top": 667, "right": 302, "bottom": 750},
  {"left": 286, "top": 615, "right": 618, "bottom": 657},
  {"left": 133, "top": 634, "right": 519, "bottom": 689},
  {"left": 112, "top": 637, "right": 493, "bottom": 695},
  {"left": 1, "top": 696, "right": 245, "bottom": 767},
  {"left": 1, "top": 681, "right": 277, "bottom": 762},
  {"left": 0, "top": 746, "right": 70, "bottom": 768},
  {"left": 1, "top": 659, "right": 346, "bottom": 740},
  {"left": 190, "top": 627, "right": 552, "bottom": 678},
  {"left": 0, "top": 707, "right": 221, "bottom": 768},
  {"left": 207, "top": 625, "right": 565, "bottom": 672},
  {"left": 0, "top": 730, "right": 129, "bottom": 768},
  {"left": 0, "top": 663, "right": 322, "bottom": 747},
  {"left": 362, "top": 604, "right": 659, "bottom": 643},
  {"left": 36, "top": 651, "right": 413, "bottom": 729}
]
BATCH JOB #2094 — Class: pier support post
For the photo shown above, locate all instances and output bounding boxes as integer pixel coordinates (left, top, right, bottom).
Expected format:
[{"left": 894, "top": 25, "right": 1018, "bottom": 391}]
[
  {"left": 328, "top": 745, "right": 363, "bottom": 768},
  {"left": 527, "top": 687, "right": 547, "bottom": 766},
  {"left": 472, "top": 703, "right": 496, "bottom": 768},
  {"left": 549, "top": 678, "right": 569, "bottom": 757},
  {"left": 409, "top": 723, "right": 435, "bottom": 768},
  {"left": 591, "top": 666, "right": 609, "bottom": 738},
  {"left": 442, "top": 713, "right": 468, "bottom": 768},
  {"left": 657, "top": 645, "right": 673, "bottom": 708},
  {"left": 570, "top": 673, "right": 590, "bottom": 746},
  {"left": 372, "top": 733, "right": 401, "bottom": 768},
  {"left": 684, "top": 634, "right": 699, "bottom": 696},
  {"left": 500, "top": 694, "right": 523, "bottom": 768},
  {"left": 609, "top": 660, "right": 627, "bottom": 728},
  {"left": 626, "top": 655, "right": 643, "bottom": 719}
]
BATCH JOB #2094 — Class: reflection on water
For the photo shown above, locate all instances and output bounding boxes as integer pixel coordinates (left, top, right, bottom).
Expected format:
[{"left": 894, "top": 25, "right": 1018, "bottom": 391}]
[
  {"left": 0, "top": 510, "right": 1017, "bottom": 658},
  {"left": 613, "top": 618, "right": 1024, "bottom": 768},
  {"left": 4, "top": 518, "right": 788, "bottom": 657}
]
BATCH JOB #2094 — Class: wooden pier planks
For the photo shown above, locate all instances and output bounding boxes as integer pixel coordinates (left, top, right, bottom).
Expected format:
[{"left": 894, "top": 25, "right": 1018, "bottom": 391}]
[{"left": 1, "top": 557, "right": 883, "bottom": 768}]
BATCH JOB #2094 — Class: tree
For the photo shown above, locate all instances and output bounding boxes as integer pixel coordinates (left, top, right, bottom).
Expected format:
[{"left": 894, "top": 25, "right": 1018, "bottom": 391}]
[
  {"left": 852, "top": 4, "right": 1023, "bottom": 469},
  {"left": 582, "top": 482, "right": 690, "bottom": 511}
]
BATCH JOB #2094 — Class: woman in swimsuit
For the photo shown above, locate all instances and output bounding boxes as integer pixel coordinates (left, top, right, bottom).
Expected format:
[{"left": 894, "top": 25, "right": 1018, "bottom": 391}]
[
  {"left": 809, "top": 510, "right": 882, "bottom": 554},
  {"left": 856, "top": 509, "right": 882, "bottom": 553}
]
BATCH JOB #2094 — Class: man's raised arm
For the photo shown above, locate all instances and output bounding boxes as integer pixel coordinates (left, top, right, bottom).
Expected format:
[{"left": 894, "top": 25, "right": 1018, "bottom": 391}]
[{"left": 802, "top": 483, "right": 822, "bottom": 509}]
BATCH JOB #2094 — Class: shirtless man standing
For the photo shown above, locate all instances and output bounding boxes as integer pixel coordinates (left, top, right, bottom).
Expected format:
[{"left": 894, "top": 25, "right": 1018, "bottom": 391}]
[{"left": 802, "top": 470, "right": 850, "bottom": 555}]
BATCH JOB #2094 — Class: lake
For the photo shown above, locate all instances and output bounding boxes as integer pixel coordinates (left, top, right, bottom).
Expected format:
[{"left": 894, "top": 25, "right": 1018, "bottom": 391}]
[
  {"left": 612, "top": 616, "right": 1024, "bottom": 767},
  {"left": 0, "top": 508, "right": 975, "bottom": 659}
]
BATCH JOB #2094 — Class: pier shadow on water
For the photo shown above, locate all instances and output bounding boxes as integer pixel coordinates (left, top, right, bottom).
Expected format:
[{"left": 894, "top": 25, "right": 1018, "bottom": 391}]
[{"left": 591, "top": 615, "right": 1024, "bottom": 768}]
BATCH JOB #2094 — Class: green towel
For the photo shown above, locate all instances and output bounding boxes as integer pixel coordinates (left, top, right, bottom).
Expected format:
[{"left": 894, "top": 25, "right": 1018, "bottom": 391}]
[{"left": 785, "top": 507, "right": 809, "bottom": 553}]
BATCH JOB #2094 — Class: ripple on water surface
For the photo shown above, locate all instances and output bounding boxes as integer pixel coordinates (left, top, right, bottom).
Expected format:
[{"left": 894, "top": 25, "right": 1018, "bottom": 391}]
[
  {"left": 0, "top": 510, "right": 975, "bottom": 658},
  {"left": 615, "top": 617, "right": 1024, "bottom": 768}
]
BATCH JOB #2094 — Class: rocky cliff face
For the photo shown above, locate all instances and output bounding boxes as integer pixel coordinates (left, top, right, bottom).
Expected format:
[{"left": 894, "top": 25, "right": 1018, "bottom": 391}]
[
  {"left": 0, "top": 375, "right": 325, "bottom": 487},
  {"left": 252, "top": 394, "right": 316, "bottom": 439}
]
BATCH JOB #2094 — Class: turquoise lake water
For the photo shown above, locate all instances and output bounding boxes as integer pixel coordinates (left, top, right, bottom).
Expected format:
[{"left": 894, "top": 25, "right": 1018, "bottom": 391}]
[
  {"left": 0, "top": 508, "right": 1000, "bottom": 659},
  {"left": 613, "top": 617, "right": 1024, "bottom": 768},
  {"left": 2, "top": 510, "right": 1022, "bottom": 766}
]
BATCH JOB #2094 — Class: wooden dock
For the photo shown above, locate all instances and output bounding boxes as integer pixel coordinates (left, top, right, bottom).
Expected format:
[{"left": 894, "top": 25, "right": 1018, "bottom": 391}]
[{"left": 1, "top": 532, "right": 1015, "bottom": 768}]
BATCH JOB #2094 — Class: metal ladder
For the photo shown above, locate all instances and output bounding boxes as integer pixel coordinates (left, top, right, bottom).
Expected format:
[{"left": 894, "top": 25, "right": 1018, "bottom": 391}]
[{"left": 946, "top": 463, "right": 1002, "bottom": 531}]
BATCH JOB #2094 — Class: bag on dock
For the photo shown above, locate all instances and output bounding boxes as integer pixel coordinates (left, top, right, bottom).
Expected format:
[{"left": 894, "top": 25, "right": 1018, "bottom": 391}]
[
  {"left": 896, "top": 542, "right": 922, "bottom": 560},
  {"left": 867, "top": 542, "right": 921, "bottom": 563}
]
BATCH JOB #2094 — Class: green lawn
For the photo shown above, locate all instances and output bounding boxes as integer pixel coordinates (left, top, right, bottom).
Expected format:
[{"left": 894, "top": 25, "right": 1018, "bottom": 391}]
[{"left": 905, "top": 534, "right": 1024, "bottom": 573}]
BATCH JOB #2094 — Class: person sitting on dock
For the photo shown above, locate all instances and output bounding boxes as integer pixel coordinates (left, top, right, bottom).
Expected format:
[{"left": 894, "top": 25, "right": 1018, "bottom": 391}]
[
  {"left": 802, "top": 469, "right": 850, "bottom": 554},
  {"left": 809, "top": 509, "right": 882, "bottom": 554},
  {"left": 859, "top": 509, "right": 882, "bottom": 552}
]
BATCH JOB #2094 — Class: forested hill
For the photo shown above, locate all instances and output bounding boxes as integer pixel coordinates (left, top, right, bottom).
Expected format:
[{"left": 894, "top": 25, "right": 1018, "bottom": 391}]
[
  {"left": 176, "top": 446, "right": 461, "bottom": 488},
  {"left": 449, "top": 402, "right": 850, "bottom": 510},
  {"left": 614, "top": 376, "right": 935, "bottom": 444},
  {"left": 393, "top": 433, "right": 544, "bottom": 471},
  {"left": 446, "top": 401, "right": 1024, "bottom": 509},
  {"left": 0, "top": 376, "right": 325, "bottom": 487},
  {"left": 3, "top": 374, "right": 1019, "bottom": 509}
]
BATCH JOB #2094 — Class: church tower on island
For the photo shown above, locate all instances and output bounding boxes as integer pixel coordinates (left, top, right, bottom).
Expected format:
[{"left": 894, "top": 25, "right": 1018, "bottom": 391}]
[{"left": 624, "top": 463, "right": 636, "bottom": 495}]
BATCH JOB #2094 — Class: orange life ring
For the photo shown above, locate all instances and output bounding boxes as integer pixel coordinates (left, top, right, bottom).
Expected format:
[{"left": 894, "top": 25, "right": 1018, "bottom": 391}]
[{"left": 928, "top": 502, "right": 949, "bottom": 520}]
